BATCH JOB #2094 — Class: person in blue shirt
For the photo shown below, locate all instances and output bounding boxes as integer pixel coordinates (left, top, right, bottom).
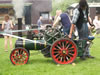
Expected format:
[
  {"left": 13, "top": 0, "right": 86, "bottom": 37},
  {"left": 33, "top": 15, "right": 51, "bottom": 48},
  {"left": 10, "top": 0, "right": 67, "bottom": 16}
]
[
  {"left": 37, "top": 16, "right": 43, "bottom": 29},
  {"left": 53, "top": 10, "right": 71, "bottom": 35}
]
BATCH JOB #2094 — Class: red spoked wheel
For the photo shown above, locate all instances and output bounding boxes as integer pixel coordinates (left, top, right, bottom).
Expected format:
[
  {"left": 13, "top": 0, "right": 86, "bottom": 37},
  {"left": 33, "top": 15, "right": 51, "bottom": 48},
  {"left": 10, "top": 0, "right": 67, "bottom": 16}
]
[
  {"left": 51, "top": 38, "right": 77, "bottom": 64},
  {"left": 10, "top": 47, "right": 29, "bottom": 65}
]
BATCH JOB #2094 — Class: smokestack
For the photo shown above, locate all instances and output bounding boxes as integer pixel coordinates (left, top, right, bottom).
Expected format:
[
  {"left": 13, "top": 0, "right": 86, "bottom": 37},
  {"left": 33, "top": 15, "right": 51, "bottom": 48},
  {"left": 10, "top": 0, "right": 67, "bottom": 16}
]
[
  {"left": 12, "top": 0, "right": 25, "bottom": 37},
  {"left": 18, "top": 18, "right": 22, "bottom": 37}
]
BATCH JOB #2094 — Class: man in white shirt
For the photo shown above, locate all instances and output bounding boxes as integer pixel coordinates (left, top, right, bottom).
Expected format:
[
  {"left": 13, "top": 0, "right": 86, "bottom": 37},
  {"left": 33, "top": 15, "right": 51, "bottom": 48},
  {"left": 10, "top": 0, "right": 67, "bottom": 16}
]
[{"left": 93, "top": 16, "right": 100, "bottom": 30}]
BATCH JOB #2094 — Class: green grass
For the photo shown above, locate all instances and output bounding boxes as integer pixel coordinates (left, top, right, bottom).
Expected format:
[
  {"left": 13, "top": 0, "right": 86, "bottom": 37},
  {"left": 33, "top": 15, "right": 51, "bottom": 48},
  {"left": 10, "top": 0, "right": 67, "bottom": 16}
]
[{"left": 0, "top": 37, "right": 100, "bottom": 75}]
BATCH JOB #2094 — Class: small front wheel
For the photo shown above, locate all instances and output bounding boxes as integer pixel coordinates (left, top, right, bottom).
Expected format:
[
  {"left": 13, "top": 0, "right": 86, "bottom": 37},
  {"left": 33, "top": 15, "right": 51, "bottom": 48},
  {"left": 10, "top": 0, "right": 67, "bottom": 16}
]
[{"left": 10, "top": 47, "right": 29, "bottom": 65}]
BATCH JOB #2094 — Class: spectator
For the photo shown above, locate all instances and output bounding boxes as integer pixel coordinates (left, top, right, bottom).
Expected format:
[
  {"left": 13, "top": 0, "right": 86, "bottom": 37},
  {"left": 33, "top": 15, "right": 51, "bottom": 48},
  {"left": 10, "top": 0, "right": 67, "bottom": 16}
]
[
  {"left": 37, "top": 16, "right": 43, "bottom": 29},
  {"left": 2, "top": 15, "right": 14, "bottom": 52},
  {"left": 93, "top": 16, "right": 100, "bottom": 30}
]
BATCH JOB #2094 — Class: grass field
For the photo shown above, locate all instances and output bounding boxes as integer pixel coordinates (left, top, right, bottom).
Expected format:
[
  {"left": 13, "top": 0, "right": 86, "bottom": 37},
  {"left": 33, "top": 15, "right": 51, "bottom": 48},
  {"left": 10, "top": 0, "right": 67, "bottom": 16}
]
[{"left": 0, "top": 37, "right": 100, "bottom": 75}]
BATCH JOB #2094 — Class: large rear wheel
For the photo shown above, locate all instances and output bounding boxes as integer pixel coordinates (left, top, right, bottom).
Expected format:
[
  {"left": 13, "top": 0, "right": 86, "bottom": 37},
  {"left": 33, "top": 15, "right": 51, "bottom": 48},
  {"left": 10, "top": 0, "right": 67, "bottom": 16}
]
[{"left": 51, "top": 38, "right": 77, "bottom": 64}]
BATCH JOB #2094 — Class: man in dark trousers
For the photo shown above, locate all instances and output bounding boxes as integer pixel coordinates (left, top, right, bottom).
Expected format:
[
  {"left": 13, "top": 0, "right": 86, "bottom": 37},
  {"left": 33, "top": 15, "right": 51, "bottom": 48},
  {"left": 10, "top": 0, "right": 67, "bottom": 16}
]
[
  {"left": 69, "top": 0, "right": 95, "bottom": 60},
  {"left": 53, "top": 10, "right": 71, "bottom": 35}
]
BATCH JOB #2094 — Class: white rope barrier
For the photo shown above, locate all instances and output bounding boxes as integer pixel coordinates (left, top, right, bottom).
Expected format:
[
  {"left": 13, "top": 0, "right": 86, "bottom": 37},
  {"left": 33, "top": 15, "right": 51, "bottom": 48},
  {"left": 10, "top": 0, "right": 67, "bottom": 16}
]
[
  {"left": 0, "top": 29, "right": 39, "bottom": 33},
  {"left": 0, "top": 33, "right": 46, "bottom": 45}
]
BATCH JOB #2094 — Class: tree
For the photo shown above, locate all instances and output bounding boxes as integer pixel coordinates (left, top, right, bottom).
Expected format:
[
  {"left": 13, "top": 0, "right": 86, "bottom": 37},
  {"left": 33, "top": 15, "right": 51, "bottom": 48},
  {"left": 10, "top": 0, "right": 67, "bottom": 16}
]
[{"left": 51, "top": 0, "right": 79, "bottom": 16}]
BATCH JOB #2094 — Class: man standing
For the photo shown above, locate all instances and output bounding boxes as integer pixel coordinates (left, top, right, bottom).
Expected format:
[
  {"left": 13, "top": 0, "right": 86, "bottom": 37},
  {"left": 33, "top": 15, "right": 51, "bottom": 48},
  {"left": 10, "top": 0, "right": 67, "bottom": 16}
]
[
  {"left": 37, "top": 16, "right": 43, "bottom": 29},
  {"left": 93, "top": 16, "right": 100, "bottom": 30},
  {"left": 69, "top": 0, "right": 94, "bottom": 60},
  {"left": 53, "top": 10, "right": 71, "bottom": 35}
]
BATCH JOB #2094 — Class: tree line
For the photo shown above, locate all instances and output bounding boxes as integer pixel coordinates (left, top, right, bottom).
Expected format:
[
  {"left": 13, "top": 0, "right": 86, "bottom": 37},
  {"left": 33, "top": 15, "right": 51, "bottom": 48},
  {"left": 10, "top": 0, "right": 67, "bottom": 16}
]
[{"left": 51, "top": 0, "right": 100, "bottom": 16}]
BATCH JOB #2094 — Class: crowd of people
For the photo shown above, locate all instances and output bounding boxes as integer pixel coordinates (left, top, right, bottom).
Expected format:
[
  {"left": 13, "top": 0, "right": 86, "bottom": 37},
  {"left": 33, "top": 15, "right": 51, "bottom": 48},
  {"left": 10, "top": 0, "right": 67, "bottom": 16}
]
[{"left": 52, "top": 0, "right": 100, "bottom": 60}]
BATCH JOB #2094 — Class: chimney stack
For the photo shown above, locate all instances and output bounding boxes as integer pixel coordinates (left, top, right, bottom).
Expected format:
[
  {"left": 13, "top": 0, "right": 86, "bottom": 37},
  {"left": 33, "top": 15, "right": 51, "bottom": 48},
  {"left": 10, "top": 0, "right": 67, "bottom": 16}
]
[{"left": 18, "top": 18, "right": 22, "bottom": 37}]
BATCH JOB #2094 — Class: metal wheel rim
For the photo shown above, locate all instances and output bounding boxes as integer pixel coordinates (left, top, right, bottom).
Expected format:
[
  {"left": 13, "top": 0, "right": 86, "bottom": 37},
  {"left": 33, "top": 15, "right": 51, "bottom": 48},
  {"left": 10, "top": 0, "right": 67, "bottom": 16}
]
[
  {"left": 10, "top": 48, "right": 29, "bottom": 65},
  {"left": 51, "top": 39, "right": 77, "bottom": 64}
]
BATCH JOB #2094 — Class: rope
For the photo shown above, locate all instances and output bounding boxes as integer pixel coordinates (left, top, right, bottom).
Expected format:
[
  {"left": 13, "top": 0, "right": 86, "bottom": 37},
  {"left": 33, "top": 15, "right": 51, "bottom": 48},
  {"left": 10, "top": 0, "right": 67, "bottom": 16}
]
[
  {"left": 0, "top": 33, "right": 48, "bottom": 45},
  {"left": 0, "top": 29, "right": 40, "bottom": 33}
]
